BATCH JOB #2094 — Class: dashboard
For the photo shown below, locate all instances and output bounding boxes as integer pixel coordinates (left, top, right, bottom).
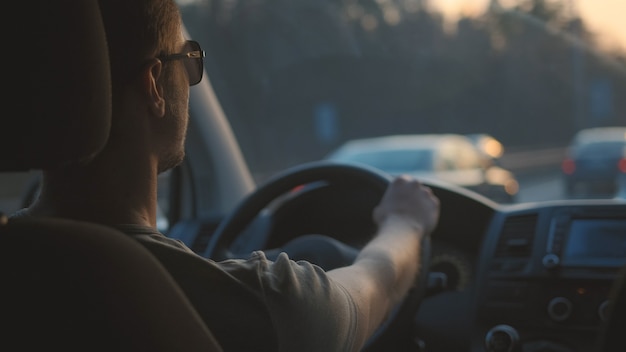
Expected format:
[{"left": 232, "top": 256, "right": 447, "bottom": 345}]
[
  {"left": 188, "top": 170, "right": 626, "bottom": 352},
  {"left": 375, "top": 181, "right": 626, "bottom": 352},
  {"left": 469, "top": 200, "right": 626, "bottom": 352}
]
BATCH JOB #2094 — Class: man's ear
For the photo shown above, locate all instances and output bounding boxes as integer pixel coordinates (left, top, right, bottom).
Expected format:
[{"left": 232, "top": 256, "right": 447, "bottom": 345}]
[{"left": 141, "top": 58, "right": 166, "bottom": 117}]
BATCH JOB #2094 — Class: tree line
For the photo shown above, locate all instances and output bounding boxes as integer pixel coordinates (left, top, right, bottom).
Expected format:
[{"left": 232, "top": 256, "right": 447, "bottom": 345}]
[{"left": 181, "top": 0, "right": 626, "bottom": 178}]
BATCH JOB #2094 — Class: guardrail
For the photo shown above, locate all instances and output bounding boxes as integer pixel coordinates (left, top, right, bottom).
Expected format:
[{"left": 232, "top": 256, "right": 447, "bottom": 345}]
[{"left": 498, "top": 146, "right": 567, "bottom": 174}]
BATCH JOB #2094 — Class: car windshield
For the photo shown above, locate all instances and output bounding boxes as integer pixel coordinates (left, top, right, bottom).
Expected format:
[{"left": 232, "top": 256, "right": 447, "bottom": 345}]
[
  {"left": 178, "top": 0, "right": 626, "bottom": 204},
  {"left": 330, "top": 148, "right": 434, "bottom": 173},
  {"left": 576, "top": 141, "right": 626, "bottom": 158}
]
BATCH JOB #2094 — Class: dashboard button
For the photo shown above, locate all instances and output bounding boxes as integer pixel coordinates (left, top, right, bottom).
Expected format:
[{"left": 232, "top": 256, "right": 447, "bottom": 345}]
[
  {"left": 598, "top": 300, "right": 610, "bottom": 322},
  {"left": 485, "top": 324, "right": 520, "bottom": 352},
  {"left": 542, "top": 254, "right": 560, "bottom": 269},
  {"left": 548, "top": 297, "right": 572, "bottom": 322}
]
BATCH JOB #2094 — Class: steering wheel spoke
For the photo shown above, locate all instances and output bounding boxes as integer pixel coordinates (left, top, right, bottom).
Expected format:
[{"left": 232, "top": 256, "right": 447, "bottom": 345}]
[{"left": 204, "top": 161, "right": 431, "bottom": 350}]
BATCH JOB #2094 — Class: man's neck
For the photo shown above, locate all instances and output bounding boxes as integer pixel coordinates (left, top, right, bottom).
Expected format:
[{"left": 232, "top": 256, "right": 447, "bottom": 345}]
[{"left": 28, "top": 151, "right": 159, "bottom": 228}]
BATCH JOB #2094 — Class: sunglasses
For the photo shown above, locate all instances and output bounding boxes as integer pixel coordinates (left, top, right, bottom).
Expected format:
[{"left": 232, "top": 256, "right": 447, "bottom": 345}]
[{"left": 158, "top": 40, "right": 205, "bottom": 86}]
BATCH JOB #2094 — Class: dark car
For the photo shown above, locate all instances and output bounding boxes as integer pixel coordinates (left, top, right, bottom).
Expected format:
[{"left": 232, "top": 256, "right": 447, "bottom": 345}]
[{"left": 562, "top": 127, "right": 626, "bottom": 197}]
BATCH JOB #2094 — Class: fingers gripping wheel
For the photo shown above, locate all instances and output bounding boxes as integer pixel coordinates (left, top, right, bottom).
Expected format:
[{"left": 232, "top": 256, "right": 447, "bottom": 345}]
[{"left": 203, "top": 160, "right": 432, "bottom": 351}]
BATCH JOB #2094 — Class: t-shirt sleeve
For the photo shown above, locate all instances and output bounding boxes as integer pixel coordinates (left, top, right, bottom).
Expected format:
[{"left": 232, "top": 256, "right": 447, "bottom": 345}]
[{"left": 247, "top": 250, "right": 360, "bottom": 352}]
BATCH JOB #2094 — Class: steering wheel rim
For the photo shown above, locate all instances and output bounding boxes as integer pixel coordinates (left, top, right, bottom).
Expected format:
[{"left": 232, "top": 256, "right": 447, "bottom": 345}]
[
  {"left": 203, "top": 160, "right": 431, "bottom": 350},
  {"left": 204, "top": 160, "right": 392, "bottom": 259}
]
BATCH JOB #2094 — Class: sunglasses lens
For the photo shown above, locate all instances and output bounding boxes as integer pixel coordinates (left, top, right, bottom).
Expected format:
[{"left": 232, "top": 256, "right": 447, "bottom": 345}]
[{"left": 185, "top": 41, "right": 203, "bottom": 85}]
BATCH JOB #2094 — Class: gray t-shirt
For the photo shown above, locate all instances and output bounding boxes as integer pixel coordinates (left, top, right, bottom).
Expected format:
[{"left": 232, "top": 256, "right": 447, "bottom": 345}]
[{"left": 114, "top": 224, "right": 359, "bottom": 352}]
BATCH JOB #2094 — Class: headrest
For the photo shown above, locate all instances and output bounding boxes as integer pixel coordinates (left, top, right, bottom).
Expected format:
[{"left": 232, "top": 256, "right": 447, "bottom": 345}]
[{"left": 1, "top": 0, "right": 111, "bottom": 171}]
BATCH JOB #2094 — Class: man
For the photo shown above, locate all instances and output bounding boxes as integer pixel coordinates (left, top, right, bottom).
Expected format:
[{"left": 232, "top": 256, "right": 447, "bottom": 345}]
[{"left": 19, "top": 0, "right": 440, "bottom": 350}]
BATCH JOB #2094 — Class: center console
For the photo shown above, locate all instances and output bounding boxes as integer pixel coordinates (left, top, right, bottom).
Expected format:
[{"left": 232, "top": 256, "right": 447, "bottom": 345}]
[{"left": 471, "top": 202, "right": 626, "bottom": 352}]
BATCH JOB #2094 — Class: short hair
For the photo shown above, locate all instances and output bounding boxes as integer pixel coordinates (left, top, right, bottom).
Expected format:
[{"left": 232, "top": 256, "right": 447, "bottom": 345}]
[{"left": 98, "top": 0, "right": 182, "bottom": 88}]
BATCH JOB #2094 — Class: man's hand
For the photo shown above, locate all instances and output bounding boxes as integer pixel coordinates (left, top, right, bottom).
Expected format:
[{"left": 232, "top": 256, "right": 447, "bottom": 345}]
[
  {"left": 373, "top": 175, "right": 440, "bottom": 236},
  {"left": 327, "top": 175, "right": 441, "bottom": 350}
]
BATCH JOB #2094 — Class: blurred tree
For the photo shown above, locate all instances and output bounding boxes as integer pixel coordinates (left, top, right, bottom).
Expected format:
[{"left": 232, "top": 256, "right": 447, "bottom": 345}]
[{"left": 178, "top": 0, "right": 626, "bottom": 178}]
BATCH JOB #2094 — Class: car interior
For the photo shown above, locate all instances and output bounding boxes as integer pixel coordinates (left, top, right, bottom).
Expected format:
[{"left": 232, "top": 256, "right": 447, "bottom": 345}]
[
  {"left": 2, "top": 1, "right": 626, "bottom": 352},
  {"left": 0, "top": 1, "right": 222, "bottom": 351},
  {"left": 206, "top": 162, "right": 626, "bottom": 352}
]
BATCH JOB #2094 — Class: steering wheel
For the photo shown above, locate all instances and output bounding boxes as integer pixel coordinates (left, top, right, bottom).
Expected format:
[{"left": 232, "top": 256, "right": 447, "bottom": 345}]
[{"left": 204, "top": 160, "right": 432, "bottom": 351}]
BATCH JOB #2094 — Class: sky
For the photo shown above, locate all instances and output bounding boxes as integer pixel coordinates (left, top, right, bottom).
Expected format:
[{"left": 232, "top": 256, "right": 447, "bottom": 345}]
[
  {"left": 176, "top": 0, "right": 626, "bottom": 53},
  {"left": 431, "top": 0, "right": 626, "bottom": 52}
]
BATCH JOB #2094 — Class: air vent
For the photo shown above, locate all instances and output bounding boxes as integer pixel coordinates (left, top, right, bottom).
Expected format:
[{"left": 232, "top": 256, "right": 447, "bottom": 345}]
[{"left": 494, "top": 214, "right": 538, "bottom": 257}]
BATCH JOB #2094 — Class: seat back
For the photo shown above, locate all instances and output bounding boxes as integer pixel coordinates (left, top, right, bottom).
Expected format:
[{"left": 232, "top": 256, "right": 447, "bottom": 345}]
[
  {"left": 1, "top": 1, "right": 222, "bottom": 350},
  {"left": 3, "top": 1, "right": 111, "bottom": 171},
  {"left": 0, "top": 217, "right": 223, "bottom": 351}
]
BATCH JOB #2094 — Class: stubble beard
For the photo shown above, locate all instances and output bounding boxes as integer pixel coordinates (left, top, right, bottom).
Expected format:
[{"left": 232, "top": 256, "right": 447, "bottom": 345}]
[{"left": 157, "top": 90, "right": 189, "bottom": 174}]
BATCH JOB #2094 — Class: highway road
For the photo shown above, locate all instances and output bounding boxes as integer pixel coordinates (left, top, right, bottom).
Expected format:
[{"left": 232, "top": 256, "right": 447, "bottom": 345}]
[
  {"left": 515, "top": 171, "right": 565, "bottom": 203},
  {"left": 514, "top": 169, "right": 622, "bottom": 204},
  {"left": 496, "top": 147, "right": 568, "bottom": 203}
]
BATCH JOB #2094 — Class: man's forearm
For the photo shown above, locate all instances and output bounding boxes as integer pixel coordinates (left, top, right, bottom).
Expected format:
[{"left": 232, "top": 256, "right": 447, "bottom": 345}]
[
  {"left": 326, "top": 216, "right": 424, "bottom": 347},
  {"left": 356, "top": 216, "right": 424, "bottom": 303}
]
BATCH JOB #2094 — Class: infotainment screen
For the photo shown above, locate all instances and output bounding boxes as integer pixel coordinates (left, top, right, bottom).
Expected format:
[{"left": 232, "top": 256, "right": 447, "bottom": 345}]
[{"left": 561, "top": 219, "right": 626, "bottom": 268}]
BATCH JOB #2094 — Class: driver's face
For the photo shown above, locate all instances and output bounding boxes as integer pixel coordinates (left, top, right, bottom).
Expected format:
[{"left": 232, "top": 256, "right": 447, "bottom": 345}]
[{"left": 157, "top": 34, "right": 190, "bottom": 174}]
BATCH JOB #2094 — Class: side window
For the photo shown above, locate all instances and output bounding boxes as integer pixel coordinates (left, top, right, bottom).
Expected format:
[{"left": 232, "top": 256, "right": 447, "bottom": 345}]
[
  {"left": 156, "top": 161, "right": 193, "bottom": 236},
  {"left": 0, "top": 171, "right": 41, "bottom": 215},
  {"left": 157, "top": 169, "right": 172, "bottom": 233},
  {"left": 1, "top": 168, "right": 174, "bottom": 235}
]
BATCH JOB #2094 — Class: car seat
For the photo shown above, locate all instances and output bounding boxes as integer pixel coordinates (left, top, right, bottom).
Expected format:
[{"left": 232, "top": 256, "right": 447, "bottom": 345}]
[{"left": 0, "top": 1, "right": 222, "bottom": 351}]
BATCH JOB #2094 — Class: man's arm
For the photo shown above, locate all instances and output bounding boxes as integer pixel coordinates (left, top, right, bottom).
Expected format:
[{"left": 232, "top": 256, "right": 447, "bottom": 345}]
[{"left": 326, "top": 175, "right": 440, "bottom": 350}]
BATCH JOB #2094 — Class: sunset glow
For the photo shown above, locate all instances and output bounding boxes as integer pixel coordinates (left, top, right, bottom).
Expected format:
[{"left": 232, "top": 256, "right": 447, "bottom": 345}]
[
  {"left": 430, "top": 0, "right": 626, "bottom": 52},
  {"left": 578, "top": 0, "right": 626, "bottom": 52}
]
